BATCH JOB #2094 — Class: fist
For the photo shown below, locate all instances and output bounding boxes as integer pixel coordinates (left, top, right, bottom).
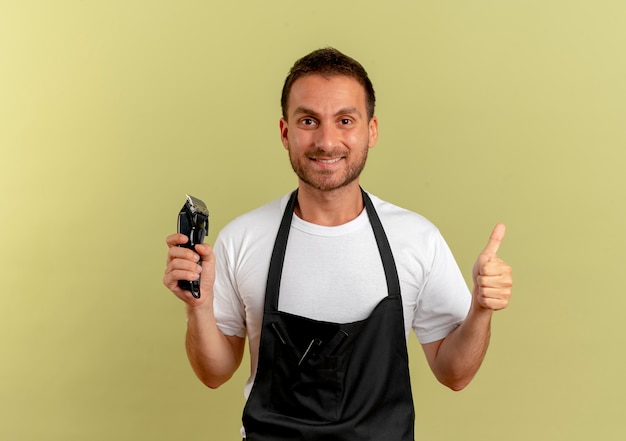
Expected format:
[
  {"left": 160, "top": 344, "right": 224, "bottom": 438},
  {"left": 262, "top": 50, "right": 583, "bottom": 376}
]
[
  {"left": 472, "top": 224, "right": 513, "bottom": 311},
  {"left": 163, "top": 233, "right": 216, "bottom": 306}
]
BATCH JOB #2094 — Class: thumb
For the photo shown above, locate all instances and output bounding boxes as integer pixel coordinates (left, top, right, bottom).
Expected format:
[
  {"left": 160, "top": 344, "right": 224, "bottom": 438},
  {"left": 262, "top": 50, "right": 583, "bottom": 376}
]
[{"left": 480, "top": 223, "right": 506, "bottom": 259}]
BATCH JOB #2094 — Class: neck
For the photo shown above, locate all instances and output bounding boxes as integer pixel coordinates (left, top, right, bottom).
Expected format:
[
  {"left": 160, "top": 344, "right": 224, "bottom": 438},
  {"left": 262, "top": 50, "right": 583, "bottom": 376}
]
[{"left": 294, "top": 182, "right": 364, "bottom": 226}]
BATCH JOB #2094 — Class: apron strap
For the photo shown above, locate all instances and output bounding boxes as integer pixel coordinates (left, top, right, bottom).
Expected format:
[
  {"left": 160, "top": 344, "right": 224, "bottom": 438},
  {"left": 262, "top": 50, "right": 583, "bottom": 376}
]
[
  {"left": 361, "top": 188, "right": 401, "bottom": 299},
  {"left": 264, "top": 190, "right": 298, "bottom": 311}
]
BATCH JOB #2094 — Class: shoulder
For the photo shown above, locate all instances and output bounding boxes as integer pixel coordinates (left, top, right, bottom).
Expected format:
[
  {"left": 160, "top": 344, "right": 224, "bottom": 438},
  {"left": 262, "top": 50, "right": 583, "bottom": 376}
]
[
  {"left": 366, "top": 192, "right": 439, "bottom": 237},
  {"left": 364, "top": 191, "right": 449, "bottom": 266},
  {"left": 216, "top": 192, "right": 293, "bottom": 248}
]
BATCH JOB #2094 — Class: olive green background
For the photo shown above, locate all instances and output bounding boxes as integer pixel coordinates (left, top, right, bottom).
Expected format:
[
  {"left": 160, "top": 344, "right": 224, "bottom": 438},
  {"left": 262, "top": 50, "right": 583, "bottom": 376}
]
[{"left": 2, "top": 1, "right": 625, "bottom": 440}]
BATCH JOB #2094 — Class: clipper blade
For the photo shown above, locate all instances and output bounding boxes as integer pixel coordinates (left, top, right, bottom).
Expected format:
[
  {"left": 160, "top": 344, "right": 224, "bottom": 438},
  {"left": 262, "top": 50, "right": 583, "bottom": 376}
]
[{"left": 185, "top": 194, "right": 209, "bottom": 217}]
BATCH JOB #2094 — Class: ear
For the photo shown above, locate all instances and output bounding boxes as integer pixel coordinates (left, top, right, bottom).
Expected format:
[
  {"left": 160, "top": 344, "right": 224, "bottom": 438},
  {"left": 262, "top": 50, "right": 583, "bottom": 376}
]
[
  {"left": 279, "top": 118, "right": 289, "bottom": 150},
  {"left": 368, "top": 116, "right": 379, "bottom": 149}
]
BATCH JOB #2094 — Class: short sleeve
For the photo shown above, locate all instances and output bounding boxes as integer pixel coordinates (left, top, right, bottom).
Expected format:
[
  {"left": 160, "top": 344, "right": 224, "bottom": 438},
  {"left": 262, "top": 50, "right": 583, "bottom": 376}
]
[
  {"left": 412, "top": 231, "right": 471, "bottom": 344},
  {"left": 212, "top": 233, "right": 247, "bottom": 338}
]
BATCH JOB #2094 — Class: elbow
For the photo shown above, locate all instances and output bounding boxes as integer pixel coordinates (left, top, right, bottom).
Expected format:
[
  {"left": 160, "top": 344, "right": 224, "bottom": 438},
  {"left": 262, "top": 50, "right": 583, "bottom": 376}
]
[
  {"left": 447, "top": 380, "right": 470, "bottom": 392},
  {"left": 187, "top": 362, "right": 240, "bottom": 390},
  {"left": 202, "top": 377, "right": 222, "bottom": 389},
  {"left": 205, "top": 382, "right": 222, "bottom": 390},
  {"left": 199, "top": 374, "right": 232, "bottom": 390},
  {"left": 438, "top": 373, "right": 474, "bottom": 392}
]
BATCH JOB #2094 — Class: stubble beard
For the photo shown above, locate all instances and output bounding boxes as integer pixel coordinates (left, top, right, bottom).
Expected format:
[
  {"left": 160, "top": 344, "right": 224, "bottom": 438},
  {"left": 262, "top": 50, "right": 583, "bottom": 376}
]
[{"left": 288, "top": 145, "right": 369, "bottom": 192}]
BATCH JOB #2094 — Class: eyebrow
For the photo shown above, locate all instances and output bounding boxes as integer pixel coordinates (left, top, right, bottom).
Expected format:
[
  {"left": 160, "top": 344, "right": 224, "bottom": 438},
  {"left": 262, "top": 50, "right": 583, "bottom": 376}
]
[{"left": 292, "top": 106, "right": 362, "bottom": 119}]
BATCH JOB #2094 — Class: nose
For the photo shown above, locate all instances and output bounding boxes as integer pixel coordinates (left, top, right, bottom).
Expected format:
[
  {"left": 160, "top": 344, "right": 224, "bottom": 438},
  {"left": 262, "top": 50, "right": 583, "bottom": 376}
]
[{"left": 314, "top": 123, "right": 340, "bottom": 150}]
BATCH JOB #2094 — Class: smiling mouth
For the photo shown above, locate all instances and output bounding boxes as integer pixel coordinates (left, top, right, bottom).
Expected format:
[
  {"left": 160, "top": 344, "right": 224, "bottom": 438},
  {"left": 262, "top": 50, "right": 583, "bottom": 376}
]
[{"left": 310, "top": 157, "right": 343, "bottom": 164}]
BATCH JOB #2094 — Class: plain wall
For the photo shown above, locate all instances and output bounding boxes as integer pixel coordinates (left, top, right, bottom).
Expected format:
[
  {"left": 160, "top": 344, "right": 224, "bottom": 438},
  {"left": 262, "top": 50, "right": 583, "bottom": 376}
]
[{"left": 2, "top": 1, "right": 625, "bottom": 439}]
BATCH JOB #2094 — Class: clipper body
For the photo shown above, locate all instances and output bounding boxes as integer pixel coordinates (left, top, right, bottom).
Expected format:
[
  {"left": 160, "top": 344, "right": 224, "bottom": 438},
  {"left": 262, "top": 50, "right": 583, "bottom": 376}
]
[{"left": 177, "top": 194, "right": 209, "bottom": 298}]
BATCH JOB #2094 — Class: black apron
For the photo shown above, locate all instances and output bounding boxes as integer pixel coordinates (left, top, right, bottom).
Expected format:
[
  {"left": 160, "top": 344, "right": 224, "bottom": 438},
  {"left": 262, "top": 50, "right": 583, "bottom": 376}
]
[{"left": 242, "top": 189, "right": 415, "bottom": 441}]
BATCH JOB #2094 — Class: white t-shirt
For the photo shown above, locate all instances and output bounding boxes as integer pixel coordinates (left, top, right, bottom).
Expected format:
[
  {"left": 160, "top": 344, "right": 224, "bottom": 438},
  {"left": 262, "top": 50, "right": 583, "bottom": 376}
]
[{"left": 212, "top": 191, "right": 471, "bottom": 399}]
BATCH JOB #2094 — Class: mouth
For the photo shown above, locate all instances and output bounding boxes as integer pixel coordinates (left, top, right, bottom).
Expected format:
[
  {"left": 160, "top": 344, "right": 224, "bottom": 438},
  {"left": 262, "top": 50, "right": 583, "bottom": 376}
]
[{"left": 311, "top": 157, "right": 343, "bottom": 164}]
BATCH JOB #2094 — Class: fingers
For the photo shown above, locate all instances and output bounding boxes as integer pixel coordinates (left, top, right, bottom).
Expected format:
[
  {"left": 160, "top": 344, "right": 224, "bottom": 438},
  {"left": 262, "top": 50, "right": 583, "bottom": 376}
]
[
  {"left": 474, "top": 288, "right": 511, "bottom": 311},
  {"left": 165, "top": 234, "right": 212, "bottom": 259},
  {"left": 474, "top": 282, "right": 512, "bottom": 310},
  {"left": 163, "top": 234, "right": 215, "bottom": 304},
  {"left": 475, "top": 272, "right": 512, "bottom": 290},
  {"left": 479, "top": 258, "right": 509, "bottom": 276},
  {"left": 165, "top": 243, "right": 200, "bottom": 274},
  {"left": 163, "top": 256, "right": 203, "bottom": 292},
  {"left": 194, "top": 243, "right": 213, "bottom": 259},
  {"left": 166, "top": 233, "right": 189, "bottom": 247},
  {"left": 474, "top": 260, "right": 513, "bottom": 311},
  {"left": 165, "top": 234, "right": 210, "bottom": 263},
  {"left": 480, "top": 223, "right": 506, "bottom": 259}
]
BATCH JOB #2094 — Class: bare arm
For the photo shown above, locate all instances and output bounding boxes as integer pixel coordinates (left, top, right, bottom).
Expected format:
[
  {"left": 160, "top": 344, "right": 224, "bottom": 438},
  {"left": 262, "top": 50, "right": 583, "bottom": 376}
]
[
  {"left": 163, "top": 234, "right": 245, "bottom": 389},
  {"left": 185, "top": 303, "right": 245, "bottom": 389},
  {"left": 422, "top": 224, "right": 512, "bottom": 391}
]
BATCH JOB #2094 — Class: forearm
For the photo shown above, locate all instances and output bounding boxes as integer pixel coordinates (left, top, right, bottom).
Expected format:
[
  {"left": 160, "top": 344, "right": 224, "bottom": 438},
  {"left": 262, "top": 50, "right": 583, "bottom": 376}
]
[
  {"left": 425, "top": 223, "right": 512, "bottom": 391},
  {"left": 427, "top": 304, "right": 493, "bottom": 391},
  {"left": 185, "top": 302, "right": 244, "bottom": 389}
]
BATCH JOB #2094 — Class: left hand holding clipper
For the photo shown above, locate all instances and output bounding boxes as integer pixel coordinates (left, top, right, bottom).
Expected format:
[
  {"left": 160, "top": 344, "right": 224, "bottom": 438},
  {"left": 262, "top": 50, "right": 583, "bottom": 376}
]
[
  {"left": 163, "top": 194, "right": 213, "bottom": 303},
  {"left": 176, "top": 195, "right": 209, "bottom": 298},
  {"left": 163, "top": 234, "right": 216, "bottom": 306}
]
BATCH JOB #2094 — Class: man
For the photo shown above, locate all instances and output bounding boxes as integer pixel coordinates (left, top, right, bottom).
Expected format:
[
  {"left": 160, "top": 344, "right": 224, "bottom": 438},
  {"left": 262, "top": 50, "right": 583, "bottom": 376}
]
[{"left": 163, "top": 47, "right": 513, "bottom": 441}]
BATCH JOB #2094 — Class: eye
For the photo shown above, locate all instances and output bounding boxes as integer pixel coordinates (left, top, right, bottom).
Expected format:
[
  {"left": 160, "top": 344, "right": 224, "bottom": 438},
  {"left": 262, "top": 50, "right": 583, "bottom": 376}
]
[
  {"left": 299, "top": 118, "right": 318, "bottom": 127},
  {"left": 339, "top": 118, "right": 353, "bottom": 125}
]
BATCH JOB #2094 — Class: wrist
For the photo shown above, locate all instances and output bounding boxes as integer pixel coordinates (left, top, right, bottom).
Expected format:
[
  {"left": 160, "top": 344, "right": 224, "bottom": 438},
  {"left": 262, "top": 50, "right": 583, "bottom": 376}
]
[
  {"left": 468, "top": 299, "right": 494, "bottom": 321},
  {"left": 185, "top": 298, "right": 214, "bottom": 320}
]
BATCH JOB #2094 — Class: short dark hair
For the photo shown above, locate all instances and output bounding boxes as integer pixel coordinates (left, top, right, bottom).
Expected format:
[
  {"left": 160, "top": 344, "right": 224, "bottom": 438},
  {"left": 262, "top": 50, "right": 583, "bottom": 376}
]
[{"left": 281, "top": 47, "right": 376, "bottom": 120}]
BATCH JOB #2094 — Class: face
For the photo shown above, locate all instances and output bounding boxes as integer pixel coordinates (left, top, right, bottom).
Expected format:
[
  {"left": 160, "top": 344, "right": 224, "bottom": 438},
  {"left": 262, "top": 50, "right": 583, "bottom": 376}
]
[{"left": 280, "top": 74, "right": 378, "bottom": 193}]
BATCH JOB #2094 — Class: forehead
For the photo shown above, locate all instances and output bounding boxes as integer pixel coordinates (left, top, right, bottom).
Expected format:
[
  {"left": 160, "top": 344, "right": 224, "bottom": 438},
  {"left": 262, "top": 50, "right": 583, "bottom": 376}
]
[{"left": 286, "top": 74, "right": 368, "bottom": 116}]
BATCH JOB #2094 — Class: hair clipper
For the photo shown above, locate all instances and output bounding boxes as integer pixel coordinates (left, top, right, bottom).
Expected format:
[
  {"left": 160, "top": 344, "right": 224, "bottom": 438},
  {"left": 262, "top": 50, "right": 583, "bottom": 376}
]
[{"left": 177, "top": 194, "right": 209, "bottom": 298}]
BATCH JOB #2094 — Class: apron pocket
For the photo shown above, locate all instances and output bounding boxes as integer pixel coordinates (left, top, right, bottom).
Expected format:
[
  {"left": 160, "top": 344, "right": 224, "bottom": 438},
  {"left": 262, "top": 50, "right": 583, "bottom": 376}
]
[{"left": 270, "top": 342, "right": 341, "bottom": 422}]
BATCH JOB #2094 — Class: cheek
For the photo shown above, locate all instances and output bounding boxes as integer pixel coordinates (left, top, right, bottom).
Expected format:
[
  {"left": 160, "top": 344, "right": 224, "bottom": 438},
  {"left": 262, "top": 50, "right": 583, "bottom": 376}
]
[
  {"left": 344, "top": 130, "right": 362, "bottom": 146},
  {"left": 288, "top": 132, "right": 314, "bottom": 150},
  {"left": 351, "top": 131, "right": 371, "bottom": 150}
]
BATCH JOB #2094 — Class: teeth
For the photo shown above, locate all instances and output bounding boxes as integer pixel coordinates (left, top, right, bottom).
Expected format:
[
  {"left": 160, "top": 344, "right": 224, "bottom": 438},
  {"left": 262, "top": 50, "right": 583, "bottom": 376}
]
[{"left": 315, "top": 158, "right": 341, "bottom": 164}]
